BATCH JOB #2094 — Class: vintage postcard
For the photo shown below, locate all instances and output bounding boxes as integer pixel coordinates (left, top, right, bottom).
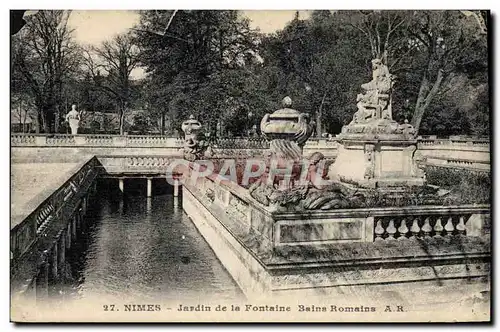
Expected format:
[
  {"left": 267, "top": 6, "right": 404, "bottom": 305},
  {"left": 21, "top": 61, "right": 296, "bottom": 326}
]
[{"left": 10, "top": 9, "right": 491, "bottom": 323}]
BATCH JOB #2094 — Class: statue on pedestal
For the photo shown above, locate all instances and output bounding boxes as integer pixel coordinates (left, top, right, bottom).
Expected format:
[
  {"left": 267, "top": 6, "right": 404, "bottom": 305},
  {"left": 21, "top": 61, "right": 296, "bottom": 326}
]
[
  {"left": 350, "top": 58, "right": 394, "bottom": 125},
  {"left": 342, "top": 58, "right": 417, "bottom": 138},
  {"left": 65, "top": 104, "right": 81, "bottom": 135}
]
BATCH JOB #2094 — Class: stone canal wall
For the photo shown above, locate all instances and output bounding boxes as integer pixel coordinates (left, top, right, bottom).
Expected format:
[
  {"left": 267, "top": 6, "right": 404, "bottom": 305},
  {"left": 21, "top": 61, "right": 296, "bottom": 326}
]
[
  {"left": 11, "top": 156, "right": 100, "bottom": 303},
  {"left": 182, "top": 173, "right": 490, "bottom": 303}
]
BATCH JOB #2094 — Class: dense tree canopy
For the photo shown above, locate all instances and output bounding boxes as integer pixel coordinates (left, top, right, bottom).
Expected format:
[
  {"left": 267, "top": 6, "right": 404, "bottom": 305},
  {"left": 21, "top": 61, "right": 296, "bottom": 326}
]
[{"left": 11, "top": 10, "right": 489, "bottom": 136}]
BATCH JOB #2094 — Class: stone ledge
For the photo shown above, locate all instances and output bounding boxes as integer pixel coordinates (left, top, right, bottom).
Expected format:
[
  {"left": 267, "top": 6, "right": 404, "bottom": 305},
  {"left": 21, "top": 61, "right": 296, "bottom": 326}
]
[
  {"left": 182, "top": 183, "right": 490, "bottom": 302},
  {"left": 265, "top": 236, "right": 490, "bottom": 268}
]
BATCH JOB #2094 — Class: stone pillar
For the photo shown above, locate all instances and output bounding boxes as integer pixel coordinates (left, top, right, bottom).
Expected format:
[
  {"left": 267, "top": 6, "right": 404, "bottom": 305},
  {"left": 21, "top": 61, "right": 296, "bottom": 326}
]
[
  {"left": 119, "top": 178, "right": 124, "bottom": 193},
  {"left": 466, "top": 214, "right": 486, "bottom": 237},
  {"left": 147, "top": 178, "right": 152, "bottom": 197},
  {"left": 50, "top": 245, "right": 58, "bottom": 280},
  {"left": 66, "top": 225, "right": 71, "bottom": 249},
  {"left": 82, "top": 196, "right": 88, "bottom": 215},
  {"left": 72, "top": 216, "right": 77, "bottom": 240},
  {"left": 58, "top": 232, "right": 66, "bottom": 270},
  {"left": 364, "top": 216, "right": 375, "bottom": 242},
  {"left": 75, "top": 210, "right": 81, "bottom": 232},
  {"left": 35, "top": 259, "right": 49, "bottom": 301},
  {"left": 174, "top": 179, "right": 180, "bottom": 197}
]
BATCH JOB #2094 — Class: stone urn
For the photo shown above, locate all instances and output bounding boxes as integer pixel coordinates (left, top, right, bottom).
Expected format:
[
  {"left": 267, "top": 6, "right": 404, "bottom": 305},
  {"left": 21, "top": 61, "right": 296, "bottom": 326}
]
[{"left": 260, "top": 96, "right": 314, "bottom": 160}]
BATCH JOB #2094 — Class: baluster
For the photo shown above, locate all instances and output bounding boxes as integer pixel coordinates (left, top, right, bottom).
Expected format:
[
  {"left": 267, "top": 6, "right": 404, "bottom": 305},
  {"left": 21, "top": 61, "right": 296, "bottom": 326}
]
[
  {"left": 410, "top": 218, "right": 420, "bottom": 239},
  {"left": 397, "top": 219, "right": 409, "bottom": 240},
  {"left": 444, "top": 217, "right": 454, "bottom": 236},
  {"left": 456, "top": 216, "right": 466, "bottom": 236},
  {"left": 421, "top": 217, "right": 432, "bottom": 237},
  {"left": 386, "top": 219, "right": 397, "bottom": 240},
  {"left": 433, "top": 218, "right": 444, "bottom": 237},
  {"left": 374, "top": 219, "right": 385, "bottom": 241}
]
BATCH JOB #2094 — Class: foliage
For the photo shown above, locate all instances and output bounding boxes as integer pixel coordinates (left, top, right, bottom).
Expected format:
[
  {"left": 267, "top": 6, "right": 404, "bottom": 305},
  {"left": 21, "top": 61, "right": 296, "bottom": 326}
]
[
  {"left": 135, "top": 10, "right": 265, "bottom": 136},
  {"left": 82, "top": 33, "right": 141, "bottom": 135},
  {"left": 11, "top": 10, "right": 82, "bottom": 133},
  {"left": 10, "top": 10, "right": 489, "bottom": 136},
  {"left": 425, "top": 165, "right": 490, "bottom": 205}
]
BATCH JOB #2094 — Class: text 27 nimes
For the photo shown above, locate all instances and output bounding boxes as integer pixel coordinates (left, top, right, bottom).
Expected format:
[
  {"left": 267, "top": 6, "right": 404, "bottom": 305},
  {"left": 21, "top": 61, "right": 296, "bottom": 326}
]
[{"left": 103, "top": 304, "right": 405, "bottom": 313}]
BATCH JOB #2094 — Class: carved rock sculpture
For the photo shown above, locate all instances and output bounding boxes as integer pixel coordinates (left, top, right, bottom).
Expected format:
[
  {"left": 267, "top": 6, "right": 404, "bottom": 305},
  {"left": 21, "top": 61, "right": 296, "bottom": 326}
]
[
  {"left": 181, "top": 115, "right": 210, "bottom": 162},
  {"left": 342, "top": 58, "right": 416, "bottom": 138}
]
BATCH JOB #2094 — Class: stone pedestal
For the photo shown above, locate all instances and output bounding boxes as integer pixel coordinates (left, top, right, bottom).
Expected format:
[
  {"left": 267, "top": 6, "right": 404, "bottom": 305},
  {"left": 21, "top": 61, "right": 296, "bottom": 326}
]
[{"left": 328, "top": 137, "right": 425, "bottom": 188}]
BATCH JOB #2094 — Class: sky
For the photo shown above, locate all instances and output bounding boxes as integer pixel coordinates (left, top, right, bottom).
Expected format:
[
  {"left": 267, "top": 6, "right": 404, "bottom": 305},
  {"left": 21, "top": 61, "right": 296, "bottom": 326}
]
[
  {"left": 68, "top": 10, "right": 311, "bottom": 46},
  {"left": 66, "top": 10, "right": 311, "bottom": 79}
]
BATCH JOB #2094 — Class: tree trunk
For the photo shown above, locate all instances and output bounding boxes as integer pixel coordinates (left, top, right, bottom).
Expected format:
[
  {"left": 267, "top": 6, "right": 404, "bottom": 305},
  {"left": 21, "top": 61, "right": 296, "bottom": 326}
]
[
  {"left": 411, "top": 69, "right": 444, "bottom": 134},
  {"left": 119, "top": 105, "right": 126, "bottom": 135},
  {"left": 35, "top": 109, "right": 41, "bottom": 134},
  {"left": 160, "top": 111, "right": 165, "bottom": 136},
  {"left": 40, "top": 110, "right": 49, "bottom": 133},
  {"left": 18, "top": 99, "right": 23, "bottom": 132},
  {"left": 316, "top": 92, "right": 327, "bottom": 138},
  {"left": 54, "top": 105, "right": 60, "bottom": 133}
]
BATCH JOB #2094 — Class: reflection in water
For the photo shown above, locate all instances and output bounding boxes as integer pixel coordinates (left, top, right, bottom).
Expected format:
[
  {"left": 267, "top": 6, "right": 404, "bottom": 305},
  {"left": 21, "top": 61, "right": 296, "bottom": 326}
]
[{"left": 66, "top": 180, "right": 243, "bottom": 303}]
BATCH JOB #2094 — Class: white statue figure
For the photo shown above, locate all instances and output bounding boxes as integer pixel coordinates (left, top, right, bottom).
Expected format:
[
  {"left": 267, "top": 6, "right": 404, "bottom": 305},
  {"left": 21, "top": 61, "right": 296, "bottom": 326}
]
[{"left": 65, "top": 104, "right": 81, "bottom": 135}]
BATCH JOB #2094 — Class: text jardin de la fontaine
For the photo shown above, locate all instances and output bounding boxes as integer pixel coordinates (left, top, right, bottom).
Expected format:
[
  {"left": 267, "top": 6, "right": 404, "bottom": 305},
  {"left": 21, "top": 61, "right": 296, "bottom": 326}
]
[{"left": 105, "top": 304, "right": 405, "bottom": 313}]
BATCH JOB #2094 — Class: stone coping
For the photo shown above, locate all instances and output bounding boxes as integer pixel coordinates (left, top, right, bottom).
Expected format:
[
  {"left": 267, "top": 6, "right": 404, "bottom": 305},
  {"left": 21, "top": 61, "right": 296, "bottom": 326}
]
[
  {"left": 272, "top": 205, "right": 491, "bottom": 220},
  {"left": 199, "top": 169, "right": 490, "bottom": 219},
  {"left": 182, "top": 181, "right": 490, "bottom": 275},
  {"left": 265, "top": 236, "right": 491, "bottom": 269},
  {"left": 11, "top": 155, "right": 96, "bottom": 230},
  {"left": 340, "top": 137, "right": 419, "bottom": 144},
  {"left": 427, "top": 155, "right": 490, "bottom": 164}
]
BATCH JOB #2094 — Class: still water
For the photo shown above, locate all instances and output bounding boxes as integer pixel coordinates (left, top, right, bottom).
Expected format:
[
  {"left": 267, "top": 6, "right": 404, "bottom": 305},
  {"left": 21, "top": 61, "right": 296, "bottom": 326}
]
[{"left": 65, "top": 179, "right": 243, "bottom": 303}]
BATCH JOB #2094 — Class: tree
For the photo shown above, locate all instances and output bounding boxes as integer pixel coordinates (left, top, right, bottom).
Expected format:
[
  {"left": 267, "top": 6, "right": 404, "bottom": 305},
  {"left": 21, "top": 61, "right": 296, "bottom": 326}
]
[
  {"left": 342, "top": 10, "right": 488, "bottom": 134},
  {"left": 83, "top": 33, "right": 140, "bottom": 135},
  {"left": 135, "top": 10, "right": 262, "bottom": 136},
  {"left": 258, "top": 11, "right": 371, "bottom": 136},
  {"left": 403, "top": 11, "right": 488, "bottom": 133},
  {"left": 11, "top": 10, "right": 81, "bottom": 133}
]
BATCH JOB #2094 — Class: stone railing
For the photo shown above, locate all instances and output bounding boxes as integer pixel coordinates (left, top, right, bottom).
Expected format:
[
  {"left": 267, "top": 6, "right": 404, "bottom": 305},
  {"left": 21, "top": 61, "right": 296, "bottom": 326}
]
[
  {"left": 11, "top": 134, "right": 490, "bottom": 172},
  {"left": 372, "top": 206, "right": 490, "bottom": 241},
  {"left": 11, "top": 133, "right": 184, "bottom": 148},
  {"left": 10, "top": 156, "right": 100, "bottom": 262},
  {"left": 96, "top": 155, "right": 184, "bottom": 175},
  {"left": 186, "top": 171, "right": 490, "bottom": 250},
  {"left": 418, "top": 136, "right": 490, "bottom": 147},
  {"left": 212, "top": 137, "right": 270, "bottom": 149},
  {"left": 11, "top": 133, "right": 489, "bottom": 148},
  {"left": 424, "top": 155, "right": 490, "bottom": 172}
]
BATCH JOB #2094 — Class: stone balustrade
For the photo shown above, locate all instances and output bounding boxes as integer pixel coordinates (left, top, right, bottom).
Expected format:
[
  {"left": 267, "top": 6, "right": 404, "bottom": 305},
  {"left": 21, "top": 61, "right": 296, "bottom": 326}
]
[
  {"left": 11, "top": 133, "right": 184, "bottom": 148},
  {"left": 96, "top": 155, "right": 183, "bottom": 175},
  {"left": 424, "top": 155, "right": 490, "bottom": 172},
  {"left": 182, "top": 172, "right": 491, "bottom": 300},
  {"left": 10, "top": 157, "right": 100, "bottom": 263},
  {"left": 11, "top": 133, "right": 489, "bottom": 148},
  {"left": 11, "top": 134, "right": 490, "bottom": 172},
  {"left": 213, "top": 137, "right": 270, "bottom": 149},
  {"left": 11, "top": 157, "right": 100, "bottom": 301},
  {"left": 373, "top": 210, "right": 489, "bottom": 241},
  {"left": 418, "top": 136, "right": 490, "bottom": 146},
  {"left": 185, "top": 173, "right": 490, "bottom": 250}
]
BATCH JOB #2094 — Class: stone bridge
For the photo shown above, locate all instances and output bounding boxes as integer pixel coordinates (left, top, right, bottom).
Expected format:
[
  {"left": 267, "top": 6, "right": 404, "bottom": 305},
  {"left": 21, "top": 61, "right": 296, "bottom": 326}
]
[
  {"left": 10, "top": 132, "right": 490, "bottom": 307},
  {"left": 11, "top": 133, "right": 490, "bottom": 171}
]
